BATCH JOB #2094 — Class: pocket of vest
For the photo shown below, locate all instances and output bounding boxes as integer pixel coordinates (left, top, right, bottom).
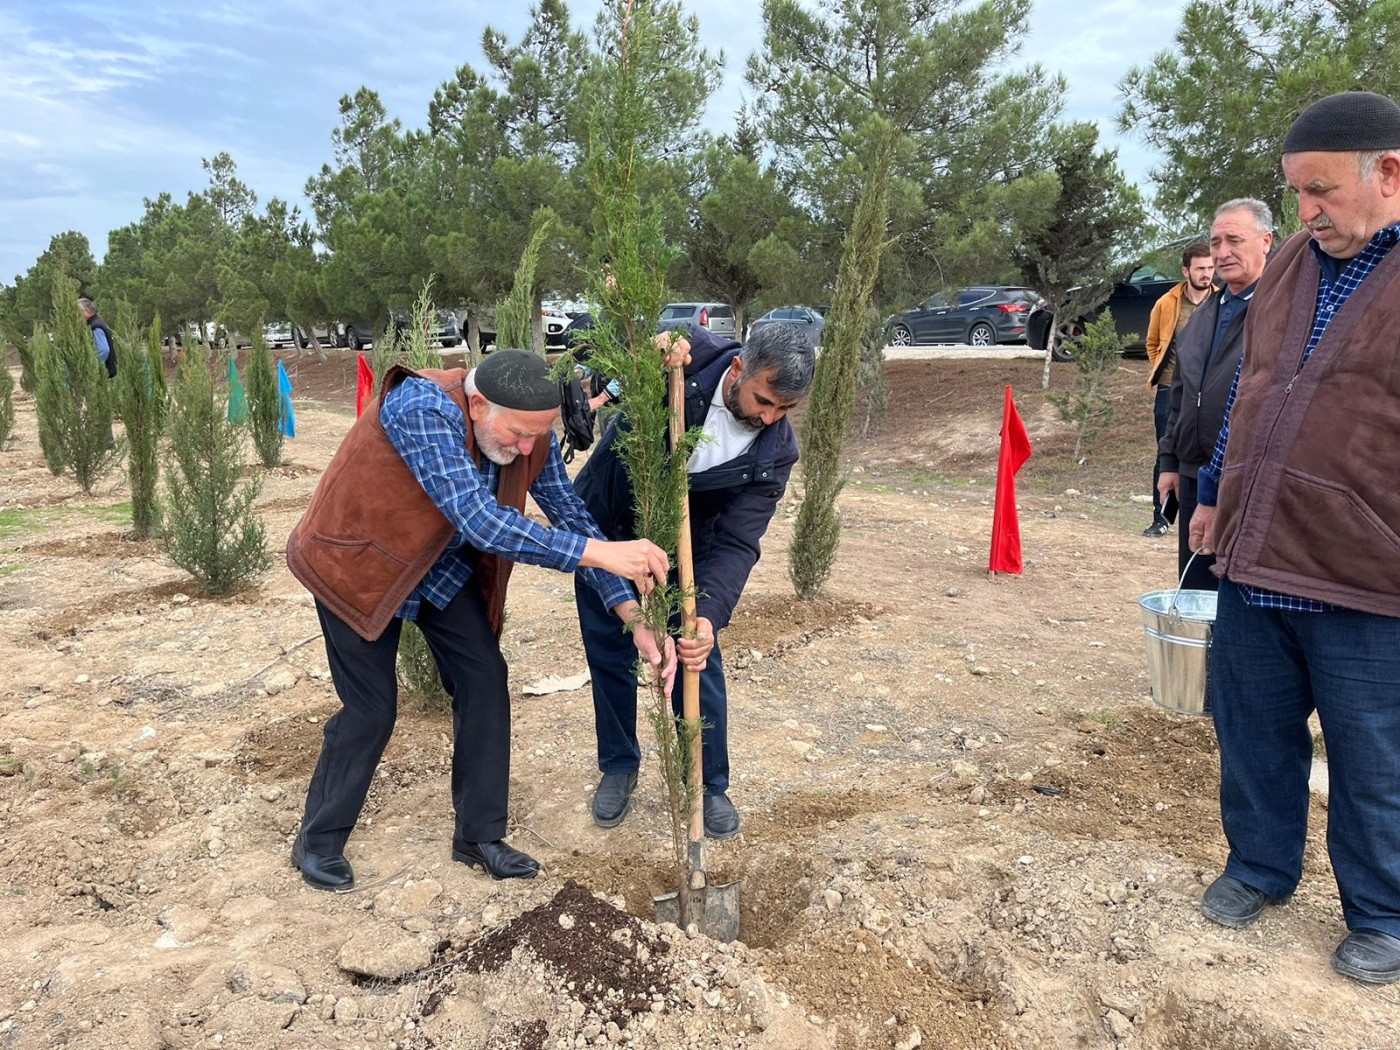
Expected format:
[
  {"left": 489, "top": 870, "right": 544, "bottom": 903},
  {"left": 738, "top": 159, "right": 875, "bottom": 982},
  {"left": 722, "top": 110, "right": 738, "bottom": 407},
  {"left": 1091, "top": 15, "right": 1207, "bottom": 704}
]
[
  {"left": 1264, "top": 469, "right": 1400, "bottom": 591},
  {"left": 304, "top": 534, "right": 413, "bottom": 615}
]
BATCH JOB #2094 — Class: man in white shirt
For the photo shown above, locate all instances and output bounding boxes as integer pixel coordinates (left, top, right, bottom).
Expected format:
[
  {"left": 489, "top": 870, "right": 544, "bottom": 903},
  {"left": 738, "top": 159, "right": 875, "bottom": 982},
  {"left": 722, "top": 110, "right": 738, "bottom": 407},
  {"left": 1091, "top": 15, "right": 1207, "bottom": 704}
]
[{"left": 572, "top": 321, "right": 816, "bottom": 838}]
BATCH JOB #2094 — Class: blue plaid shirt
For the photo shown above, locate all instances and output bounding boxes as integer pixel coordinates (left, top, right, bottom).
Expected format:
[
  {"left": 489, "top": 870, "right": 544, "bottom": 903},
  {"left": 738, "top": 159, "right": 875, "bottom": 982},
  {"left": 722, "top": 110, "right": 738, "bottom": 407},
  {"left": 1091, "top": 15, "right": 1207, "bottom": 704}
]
[
  {"left": 1198, "top": 221, "right": 1400, "bottom": 610},
  {"left": 381, "top": 377, "right": 634, "bottom": 621}
]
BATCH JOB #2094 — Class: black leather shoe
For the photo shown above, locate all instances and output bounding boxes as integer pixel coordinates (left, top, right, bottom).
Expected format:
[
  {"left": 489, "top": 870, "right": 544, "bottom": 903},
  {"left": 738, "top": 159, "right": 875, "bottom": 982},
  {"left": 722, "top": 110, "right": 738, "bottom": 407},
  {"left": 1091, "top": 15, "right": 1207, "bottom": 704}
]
[
  {"left": 452, "top": 839, "right": 540, "bottom": 880},
  {"left": 1200, "top": 874, "right": 1287, "bottom": 929},
  {"left": 593, "top": 772, "right": 639, "bottom": 828},
  {"left": 1334, "top": 929, "right": 1400, "bottom": 984},
  {"left": 703, "top": 792, "right": 741, "bottom": 840},
  {"left": 1142, "top": 520, "right": 1169, "bottom": 537},
  {"left": 291, "top": 836, "right": 354, "bottom": 892}
]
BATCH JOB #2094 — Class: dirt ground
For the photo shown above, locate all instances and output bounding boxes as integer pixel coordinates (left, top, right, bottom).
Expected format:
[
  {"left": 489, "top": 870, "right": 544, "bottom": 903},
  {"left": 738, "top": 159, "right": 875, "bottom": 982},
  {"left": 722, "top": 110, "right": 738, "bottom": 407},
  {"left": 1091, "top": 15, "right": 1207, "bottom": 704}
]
[{"left": 1, "top": 350, "right": 1396, "bottom": 1050}]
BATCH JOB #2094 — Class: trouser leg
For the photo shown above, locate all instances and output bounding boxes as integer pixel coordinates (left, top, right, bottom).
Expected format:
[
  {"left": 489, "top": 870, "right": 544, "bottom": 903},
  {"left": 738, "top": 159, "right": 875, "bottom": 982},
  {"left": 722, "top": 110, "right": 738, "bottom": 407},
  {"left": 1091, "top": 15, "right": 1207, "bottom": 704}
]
[
  {"left": 1152, "top": 388, "right": 1177, "bottom": 524},
  {"left": 1302, "top": 608, "right": 1400, "bottom": 938},
  {"left": 300, "top": 601, "right": 402, "bottom": 854},
  {"left": 672, "top": 640, "right": 730, "bottom": 795},
  {"left": 576, "top": 576, "right": 643, "bottom": 775},
  {"left": 416, "top": 581, "right": 512, "bottom": 843},
  {"left": 1212, "top": 580, "right": 1314, "bottom": 899}
]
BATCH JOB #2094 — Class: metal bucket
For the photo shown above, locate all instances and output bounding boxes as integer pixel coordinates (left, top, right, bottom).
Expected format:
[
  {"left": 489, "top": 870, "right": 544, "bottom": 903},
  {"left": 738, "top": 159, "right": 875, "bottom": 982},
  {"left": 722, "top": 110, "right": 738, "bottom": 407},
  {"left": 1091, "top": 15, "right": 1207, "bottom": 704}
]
[{"left": 1138, "top": 555, "right": 1217, "bottom": 716}]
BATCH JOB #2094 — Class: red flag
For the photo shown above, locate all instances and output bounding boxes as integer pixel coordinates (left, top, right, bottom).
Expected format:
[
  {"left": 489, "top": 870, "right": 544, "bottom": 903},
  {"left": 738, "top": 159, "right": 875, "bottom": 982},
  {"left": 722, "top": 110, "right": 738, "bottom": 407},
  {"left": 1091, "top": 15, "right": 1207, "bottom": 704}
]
[
  {"left": 355, "top": 352, "right": 374, "bottom": 418},
  {"left": 990, "top": 385, "right": 1033, "bottom": 574}
]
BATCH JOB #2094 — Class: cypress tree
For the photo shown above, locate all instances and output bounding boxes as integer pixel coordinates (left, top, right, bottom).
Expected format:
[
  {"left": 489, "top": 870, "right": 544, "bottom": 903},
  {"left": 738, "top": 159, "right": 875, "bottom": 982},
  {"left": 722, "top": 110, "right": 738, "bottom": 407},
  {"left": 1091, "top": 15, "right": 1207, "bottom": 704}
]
[
  {"left": 115, "top": 308, "right": 165, "bottom": 537},
  {"left": 32, "top": 273, "right": 119, "bottom": 493},
  {"left": 580, "top": 0, "right": 703, "bottom": 904},
  {"left": 399, "top": 281, "right": 446, "bottom": 373},
  {"left": 788, "top": 127, "right": 897, "bottom": 600},
  {"left": 496, "top": 213, "right": 555, "bottom": 354},
  {"left": 163, "top": 344, "right": 269, "bottom": 595},
  {"left": 244, "top": 329, "right": 284, "bottom": 467},
  {"left": 0, "top": 347, "right": 13, "bottom": 447}
]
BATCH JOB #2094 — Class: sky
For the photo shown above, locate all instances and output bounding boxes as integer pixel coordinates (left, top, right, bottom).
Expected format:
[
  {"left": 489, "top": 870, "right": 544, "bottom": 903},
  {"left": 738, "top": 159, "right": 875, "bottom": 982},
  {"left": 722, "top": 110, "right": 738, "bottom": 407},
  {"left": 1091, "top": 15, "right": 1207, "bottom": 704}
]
[{"left": 0, "top": 0, "right": 1189, "bottom": 286}]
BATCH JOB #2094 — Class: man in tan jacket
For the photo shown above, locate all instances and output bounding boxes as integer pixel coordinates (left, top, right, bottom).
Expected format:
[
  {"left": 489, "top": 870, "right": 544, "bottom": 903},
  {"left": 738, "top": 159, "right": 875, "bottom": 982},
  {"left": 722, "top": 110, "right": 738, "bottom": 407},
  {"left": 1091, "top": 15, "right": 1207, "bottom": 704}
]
[{"left": 1141, "top": 243, "right": 1214, "bottom": 536}]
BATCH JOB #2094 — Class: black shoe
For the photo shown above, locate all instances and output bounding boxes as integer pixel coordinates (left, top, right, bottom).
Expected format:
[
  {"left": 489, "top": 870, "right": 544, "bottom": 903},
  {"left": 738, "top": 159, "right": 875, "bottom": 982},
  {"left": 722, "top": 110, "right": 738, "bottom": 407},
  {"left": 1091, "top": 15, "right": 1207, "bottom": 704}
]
[
  {"left": 291, "top": 836, "right": 354, "bottom": 892},
  {"left": 1142, "top": 520, "right": 1169, "bottom": 537},
  {"left": 1200, "top": 874, "right": 1287, "bottom": 929},
  {"left": 593, "top": 772, "right": 638, "bottom": 828},
  {"left": 703, "top": 792, "right": 741, "bottom": 840},
  {"left": 452, "top": 838, "right": 540, "bottom": 880},
  {"left": 1333, "top": 929, "right": 1400, "bottom": 984}
]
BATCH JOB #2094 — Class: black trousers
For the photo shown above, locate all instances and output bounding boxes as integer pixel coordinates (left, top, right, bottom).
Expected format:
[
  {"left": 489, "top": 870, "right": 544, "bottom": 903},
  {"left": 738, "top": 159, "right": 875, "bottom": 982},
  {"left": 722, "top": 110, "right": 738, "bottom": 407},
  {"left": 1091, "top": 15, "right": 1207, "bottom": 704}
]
[
  {"left": 300, "top": 580, "right": 511, "bottom": 853},
  {"left": 1151, "top": 387, "right": 1179, "bottom": 525},
  {"left": 1176, "top": 474, "right": 1219, "bottom": 592}
]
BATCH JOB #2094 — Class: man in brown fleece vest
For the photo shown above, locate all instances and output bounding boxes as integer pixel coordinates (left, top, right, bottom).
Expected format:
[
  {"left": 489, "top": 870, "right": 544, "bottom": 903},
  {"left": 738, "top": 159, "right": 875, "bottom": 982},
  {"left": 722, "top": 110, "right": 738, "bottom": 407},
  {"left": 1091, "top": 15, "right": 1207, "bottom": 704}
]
[
  {"left": 1190, "top": 91, "right": 1400, "bottom": 984},
  {"left": 285, "top": 350, "right": 673, "bottom": 891}
]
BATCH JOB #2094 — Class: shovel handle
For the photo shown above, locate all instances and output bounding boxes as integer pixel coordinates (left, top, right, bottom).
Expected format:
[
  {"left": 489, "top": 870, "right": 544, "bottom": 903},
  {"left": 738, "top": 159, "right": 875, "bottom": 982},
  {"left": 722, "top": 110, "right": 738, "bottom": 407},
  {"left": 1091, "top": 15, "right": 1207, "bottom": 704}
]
[{"left": 668, "top": 366, "right": 704, "bottom": 844}]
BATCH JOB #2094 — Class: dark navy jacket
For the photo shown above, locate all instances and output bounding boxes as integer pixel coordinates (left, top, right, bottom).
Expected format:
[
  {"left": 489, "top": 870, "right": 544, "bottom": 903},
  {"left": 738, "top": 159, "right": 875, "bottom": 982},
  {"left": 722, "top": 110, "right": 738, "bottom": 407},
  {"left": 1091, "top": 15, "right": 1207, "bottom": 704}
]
[{"left": 573, "top": 325, "right": 799, "bottom": 632}]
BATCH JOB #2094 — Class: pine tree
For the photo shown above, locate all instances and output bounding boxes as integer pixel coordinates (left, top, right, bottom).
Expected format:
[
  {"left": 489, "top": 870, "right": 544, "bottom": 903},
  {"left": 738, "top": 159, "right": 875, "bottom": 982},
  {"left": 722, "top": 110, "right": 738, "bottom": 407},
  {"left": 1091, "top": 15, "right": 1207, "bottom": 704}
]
[
  {"left": 32, "top": 273, "right": 119, "bottom": 493},
  {"left": 163, "top": 345, "right": 269, "bottom": 595},
  {"left": 115, "top": 307, "right": 165, "bottom": 537},
  {"left": 244, "top": 330, "right": 284, "bottom": 467}
]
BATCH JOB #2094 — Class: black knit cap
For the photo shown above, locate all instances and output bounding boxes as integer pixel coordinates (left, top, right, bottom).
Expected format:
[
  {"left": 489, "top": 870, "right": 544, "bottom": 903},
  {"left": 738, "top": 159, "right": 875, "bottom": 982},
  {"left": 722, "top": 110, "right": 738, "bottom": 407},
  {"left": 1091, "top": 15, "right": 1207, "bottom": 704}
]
[
  {"left": 473, "top": 349, "right": 559, "bottom": 411},
  {"left": 1284, "top": 91, "right": 1400, "bottom": 153}
]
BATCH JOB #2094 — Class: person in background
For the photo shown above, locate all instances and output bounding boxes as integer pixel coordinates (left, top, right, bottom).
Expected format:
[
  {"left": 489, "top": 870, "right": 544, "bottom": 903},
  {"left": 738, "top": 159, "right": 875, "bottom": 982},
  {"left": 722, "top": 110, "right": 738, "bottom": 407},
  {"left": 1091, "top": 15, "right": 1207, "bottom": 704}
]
[
  {"left": 1156, "top": 199, "right": 1272, "bottom": 591},
  {"left": 1141, "top": 243, "right": 1214, "bottom": 536},
  {"left": 79, "top": 298, "right": 117, "bottom": 379}
]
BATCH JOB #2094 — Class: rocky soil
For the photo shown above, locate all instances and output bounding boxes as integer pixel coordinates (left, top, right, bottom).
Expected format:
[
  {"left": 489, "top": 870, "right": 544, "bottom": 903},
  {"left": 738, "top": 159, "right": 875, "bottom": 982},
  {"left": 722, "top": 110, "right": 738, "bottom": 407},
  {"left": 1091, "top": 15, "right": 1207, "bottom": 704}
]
[{"left": 1, "top": 352, "right": 1396, "bottom": 1050}]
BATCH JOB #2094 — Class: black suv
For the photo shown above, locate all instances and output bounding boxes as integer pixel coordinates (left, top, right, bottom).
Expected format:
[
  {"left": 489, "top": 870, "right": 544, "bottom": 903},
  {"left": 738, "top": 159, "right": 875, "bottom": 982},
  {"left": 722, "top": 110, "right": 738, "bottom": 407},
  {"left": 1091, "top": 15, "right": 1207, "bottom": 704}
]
[
  {"left": 884, "top": 286, "right": 1039, "bottom": 347},
  {"left": 1027, "top": 267, "right": 1179, "bottom": 361}
]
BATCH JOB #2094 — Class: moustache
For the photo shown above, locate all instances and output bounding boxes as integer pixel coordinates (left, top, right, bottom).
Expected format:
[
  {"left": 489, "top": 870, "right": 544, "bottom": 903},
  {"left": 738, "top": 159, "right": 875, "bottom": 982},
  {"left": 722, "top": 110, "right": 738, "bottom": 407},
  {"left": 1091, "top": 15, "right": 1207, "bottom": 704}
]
[{"left": 1306, "top": 218, "right": 1334, "bottom": 231}]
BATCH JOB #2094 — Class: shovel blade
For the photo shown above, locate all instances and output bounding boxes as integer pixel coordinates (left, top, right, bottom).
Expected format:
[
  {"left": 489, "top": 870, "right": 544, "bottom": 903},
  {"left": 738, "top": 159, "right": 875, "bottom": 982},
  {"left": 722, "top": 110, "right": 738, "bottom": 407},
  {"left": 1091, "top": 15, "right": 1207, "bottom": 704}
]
[{"left": 652, "top": 881, "right": 741, "bottom": 943}]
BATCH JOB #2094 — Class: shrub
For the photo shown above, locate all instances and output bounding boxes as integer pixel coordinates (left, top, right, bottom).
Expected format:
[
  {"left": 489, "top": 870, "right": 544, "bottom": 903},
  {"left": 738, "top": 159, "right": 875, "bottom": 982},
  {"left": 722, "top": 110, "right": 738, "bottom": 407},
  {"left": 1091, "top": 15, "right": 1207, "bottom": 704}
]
[
  {"left": 1048, "top": 309, "right": 1128, "bottom": 461},
  {"left": 32, "top": 273, "right": 119, "bottom": 493},
  {"left": 163, "top": 345, "right": 269, "bottom": 595},
  {"left": 115, "top": 308, "right": 166, "bottom": 537},
  {"left": 244, "top": 330, "right": 284, "bottom": 467}
]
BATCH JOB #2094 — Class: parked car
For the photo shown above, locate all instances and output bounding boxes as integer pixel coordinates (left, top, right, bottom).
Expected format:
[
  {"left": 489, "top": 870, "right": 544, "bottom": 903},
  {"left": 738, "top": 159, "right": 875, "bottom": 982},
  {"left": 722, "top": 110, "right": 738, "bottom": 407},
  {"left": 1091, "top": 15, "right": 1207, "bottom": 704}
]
[
  {"left": 262, "top": 321, "right": 298, "bottom": 349},
  {"left": 884, "top": 286, "right": 1039, "bottom": 347},
  {"left": 332, "top": 309, "right": 462, "bottom": 352},
  {"left": 747, "top": 305, "right": 826, "bottom": 346},
  {"left": 658, "top": 302, "right": 738, "bottom": 338},
  {"left": 542, "top": 309, "right": 572, "bottom": 352},
  {"left": 1027, "top": 267, "right": 1179, "bottom": 361}
]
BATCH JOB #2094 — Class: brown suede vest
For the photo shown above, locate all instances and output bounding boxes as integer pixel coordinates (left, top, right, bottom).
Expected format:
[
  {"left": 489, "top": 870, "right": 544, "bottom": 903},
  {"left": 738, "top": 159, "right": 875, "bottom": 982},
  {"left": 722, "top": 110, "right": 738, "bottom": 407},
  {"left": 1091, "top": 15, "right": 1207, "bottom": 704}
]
[
  {"left": 1214, "top": 231, "right": 1400, "bottom": 616},
  {"left": 286, "top": 365, "right": 549, "bottom": 640}
]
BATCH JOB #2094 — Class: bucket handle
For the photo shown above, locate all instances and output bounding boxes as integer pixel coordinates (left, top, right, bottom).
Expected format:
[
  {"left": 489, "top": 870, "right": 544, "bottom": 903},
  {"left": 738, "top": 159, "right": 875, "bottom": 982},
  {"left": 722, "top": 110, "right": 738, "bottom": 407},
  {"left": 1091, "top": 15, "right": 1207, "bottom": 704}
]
[{"left": 1168, "top": 550, "right": 1202, "bottom": 619}]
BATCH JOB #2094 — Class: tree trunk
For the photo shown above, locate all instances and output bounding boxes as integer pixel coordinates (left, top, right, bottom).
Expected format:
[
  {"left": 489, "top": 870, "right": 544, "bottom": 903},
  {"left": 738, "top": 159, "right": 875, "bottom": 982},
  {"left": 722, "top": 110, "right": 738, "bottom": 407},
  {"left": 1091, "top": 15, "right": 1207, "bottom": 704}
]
[{"left": 1040, "top": 308, "right": 1057, "bottom": 391}]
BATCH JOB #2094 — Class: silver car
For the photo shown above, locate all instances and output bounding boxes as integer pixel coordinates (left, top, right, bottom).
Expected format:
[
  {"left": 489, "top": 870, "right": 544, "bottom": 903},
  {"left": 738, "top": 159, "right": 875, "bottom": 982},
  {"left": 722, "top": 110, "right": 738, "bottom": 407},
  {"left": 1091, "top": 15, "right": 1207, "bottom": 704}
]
[
  {"left": 658, "top": 302, "right": 738, "bottom": 338},
  {"left": 748, "top": 305, "right": 825, "bottom": 347}
]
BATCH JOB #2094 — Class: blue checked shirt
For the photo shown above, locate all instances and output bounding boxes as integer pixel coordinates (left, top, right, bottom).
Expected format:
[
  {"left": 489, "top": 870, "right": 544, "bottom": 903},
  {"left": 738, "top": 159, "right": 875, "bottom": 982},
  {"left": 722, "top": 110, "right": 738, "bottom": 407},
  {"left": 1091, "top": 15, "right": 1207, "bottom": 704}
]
[
  {"left": 381, "top": 377, "right": 635, "bottom": 621},
  {"left": 1198, "top": 221, "right": 1400, "bottom": 611}
]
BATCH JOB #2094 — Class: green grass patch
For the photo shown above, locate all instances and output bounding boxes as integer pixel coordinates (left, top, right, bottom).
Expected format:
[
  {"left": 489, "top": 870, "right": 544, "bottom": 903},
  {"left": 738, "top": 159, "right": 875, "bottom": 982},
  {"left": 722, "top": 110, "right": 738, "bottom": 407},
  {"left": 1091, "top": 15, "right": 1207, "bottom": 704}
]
[
  {"left": 0, "top": 508, "right": 49, "bottom": 541},
  {"left": 85, "top": 502, "right": 133, "bottom": 525}
]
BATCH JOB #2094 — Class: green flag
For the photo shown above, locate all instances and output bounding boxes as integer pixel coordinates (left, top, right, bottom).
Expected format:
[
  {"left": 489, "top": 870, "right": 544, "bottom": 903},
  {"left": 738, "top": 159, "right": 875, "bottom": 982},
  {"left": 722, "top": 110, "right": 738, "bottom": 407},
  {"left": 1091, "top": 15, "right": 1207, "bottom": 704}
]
[{"left": 227, "top": 355, "right": 248, "bottom": 424}]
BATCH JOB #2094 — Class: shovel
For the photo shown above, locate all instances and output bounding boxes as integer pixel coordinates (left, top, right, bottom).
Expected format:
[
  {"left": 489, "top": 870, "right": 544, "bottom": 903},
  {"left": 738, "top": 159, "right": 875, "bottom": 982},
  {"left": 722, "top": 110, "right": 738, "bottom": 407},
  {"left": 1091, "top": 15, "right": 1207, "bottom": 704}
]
[{"left": 653, "top": 362, "right": 740, "bottom": 942}]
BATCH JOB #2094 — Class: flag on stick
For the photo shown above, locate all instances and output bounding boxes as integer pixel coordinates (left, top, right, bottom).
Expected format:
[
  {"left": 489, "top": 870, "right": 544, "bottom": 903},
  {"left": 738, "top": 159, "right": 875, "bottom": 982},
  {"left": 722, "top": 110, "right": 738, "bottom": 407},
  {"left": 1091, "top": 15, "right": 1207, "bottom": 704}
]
[
  {"left": 356, "top": 352, "right": 374, "bottom": 417},
  {"left": 227, "top": 356, "right": 248, "bottom": 424},
  {"left": 989, "top": 385, "right": 1032, "bottom": 574},
  {"left": 277, "top": 359, "right": 296, "bottom": 438}
]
